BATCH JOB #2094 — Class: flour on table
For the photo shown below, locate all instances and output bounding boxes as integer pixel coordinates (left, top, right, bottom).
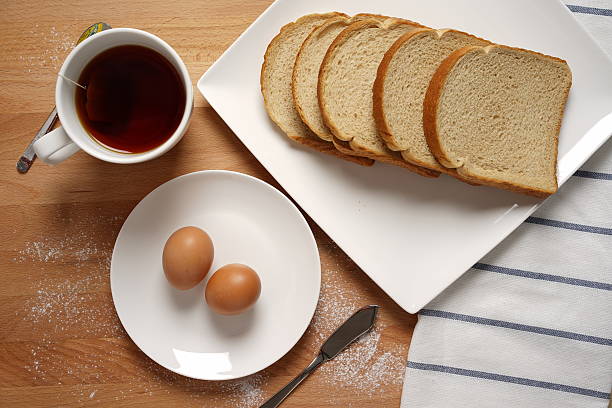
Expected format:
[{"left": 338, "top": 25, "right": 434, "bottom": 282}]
[
  {"left": 16, "top": 218, "right": 122, "bottom": 338},
  {"left": 16, "top": 218, "right": 404, "bottom": 406},
  {"left": 16, "top": 213, "right": 271, "bottom": 407},
  {"left": 19, "top": 25, "right": 73, "bottom": 73},
  {"left": 214, "top": 373, "right": 268, "bottom": 408},
  {"left": 309, "top": 252, "right": 407, "bottom": 402}
]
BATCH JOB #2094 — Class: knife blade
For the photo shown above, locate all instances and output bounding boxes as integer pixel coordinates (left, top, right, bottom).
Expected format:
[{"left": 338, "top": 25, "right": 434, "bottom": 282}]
[
  {"left": 320, "top": 304, "right": 379, "bottom": 359},
  {"left": 260, "top": 305, "right": 380, "bottom": 408}
]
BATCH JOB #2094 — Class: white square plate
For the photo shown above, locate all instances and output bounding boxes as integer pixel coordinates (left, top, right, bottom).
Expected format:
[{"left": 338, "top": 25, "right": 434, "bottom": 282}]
[{"left": 198, "top": 0, "right": 612, "bottom": 313}]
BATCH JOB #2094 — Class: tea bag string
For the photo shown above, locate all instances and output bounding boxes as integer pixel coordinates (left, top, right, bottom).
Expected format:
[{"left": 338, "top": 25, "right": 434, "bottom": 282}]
[{"left": 57, "top": 73, "right": 87, "bottom": 90}]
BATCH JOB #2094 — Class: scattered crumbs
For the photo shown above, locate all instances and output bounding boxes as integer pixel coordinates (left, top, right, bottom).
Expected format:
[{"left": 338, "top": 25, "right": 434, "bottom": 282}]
[
  {"left": 308, "top": 250, "right": 407, "bottom": 402},
  {"left": 16, "top": 216, "right": 405, "bottom": 406},
  {"left": 311, "top": 278, "right": 359, "bottom": 343},
  {"left": 19, "top": 25, "right": 74, "bottom": 73},
  {"left": 16, "top": 216, "right": 122, "bottom": 338},
  {"left": 16, "top": 212, "right": 271, "bottom": 407},
  {"left": 135, "top": 357, "right": 269, "bottom": 407},
  {"left": 214, "top": 372, "right": 268, "bottom": 408},
  {"left": 317, "top": 324, "right": 405, "bottom": 400},
  {"left": 19, "top": 241, "right": 62, "bottom": 262}
]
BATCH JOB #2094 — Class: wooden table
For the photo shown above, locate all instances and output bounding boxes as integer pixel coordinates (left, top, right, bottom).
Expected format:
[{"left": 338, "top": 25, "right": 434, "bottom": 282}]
[{"left": 0, "top": 1, "right": 417, "bottom": 406}]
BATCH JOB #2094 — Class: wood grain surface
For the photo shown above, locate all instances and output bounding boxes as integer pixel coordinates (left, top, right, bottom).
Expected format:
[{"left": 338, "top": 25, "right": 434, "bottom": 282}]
[{"left": 0, "top": 1, "right": 417, "bottom": 406}]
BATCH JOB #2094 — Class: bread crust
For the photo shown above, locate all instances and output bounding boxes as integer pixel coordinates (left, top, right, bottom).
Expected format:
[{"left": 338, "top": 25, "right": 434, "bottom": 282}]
[
  {"left": 261, "top": 12, "right": 346, "bottom": 140},
  {"left": 375, "top": 29, "right": 491, "bottom": 155},
  {"left": 423, "top": 44, "right": 572, "bottom": 197},
  {"left": 353, "top": 13, "right": 394, "bottom": 21},
  {"left": 423, "top": 45, "right": 476, "bottom": 169},
  {"left": 261, "top": 12, "right": 374, "bottom": 166},
  {"left": 319, "top": 17, "right": 426, "bottom": 141},
  {"left": 298, "top": 135, "right": 374, "bottom": 165},
  {"left": 293, "top": 16, "right": 350, "bottom": 142},
  {"left": 293, "top": 14, "right": 392, "bottom": 142},
  {"left": 373, "top": 27, "right": 432, "bottom": 150},
  {"left": 318, "top": 18, "right": 438, "bottom": 177},
  {"left": 374, "top": 28, "right": 489, "bottom": 190},
  {"left": 318, "top": 19, "right": 379, "bottom": 142},
  {"left": 332, "top": 136, "right": 439, "bottom": 178}
]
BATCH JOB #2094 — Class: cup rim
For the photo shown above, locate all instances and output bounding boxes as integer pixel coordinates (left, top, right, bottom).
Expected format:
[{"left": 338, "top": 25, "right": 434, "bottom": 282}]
[{"left": 55, "top": 27, "right": 193, "bottom": 164}]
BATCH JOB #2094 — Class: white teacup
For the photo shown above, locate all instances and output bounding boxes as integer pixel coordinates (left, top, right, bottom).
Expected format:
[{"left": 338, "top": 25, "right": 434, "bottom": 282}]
[{"left": 34, "top": 28, "right": 193, "bottom": 165}]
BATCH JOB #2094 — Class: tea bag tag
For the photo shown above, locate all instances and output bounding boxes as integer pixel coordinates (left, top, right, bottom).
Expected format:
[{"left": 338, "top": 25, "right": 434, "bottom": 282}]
[{"left": 57, "top": 73, "right": 87, "bottom": 90}]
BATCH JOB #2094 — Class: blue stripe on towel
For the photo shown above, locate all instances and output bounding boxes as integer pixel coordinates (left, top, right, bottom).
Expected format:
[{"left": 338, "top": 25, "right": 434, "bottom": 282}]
[
  {"left": 567, "top": 4, "right": 612, "bottom": 16},
  {"left": 407, "top": 361, "right": 611, "bottom": 399},
  {"left": 574, "top": 170, "right": 612, "bottom": 180},
  {"left": 525, "top": 217, "right": 612, "bottom": 236},
  {"left": 420, "top": 309, "right": 612, "bottom": 346},
  {"left": 473, "top": 263, "right": 612, "bottom": 291}
]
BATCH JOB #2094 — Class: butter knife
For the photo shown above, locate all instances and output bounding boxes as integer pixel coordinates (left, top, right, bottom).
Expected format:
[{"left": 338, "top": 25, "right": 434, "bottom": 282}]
[
  {"left": 260, "top": 305, "right": 380, "bottom": 408},
  {"left": 16, "top": 22, "right": 111, "bottom": 173}
]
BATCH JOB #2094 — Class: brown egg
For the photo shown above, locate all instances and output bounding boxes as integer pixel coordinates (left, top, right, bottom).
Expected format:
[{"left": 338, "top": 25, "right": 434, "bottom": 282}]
[
  {"left": 162, "top": 226, "right": 214, "bottom": 290},
  {"left": 205, "top": 264, "right": 261, "bottom": 315}
]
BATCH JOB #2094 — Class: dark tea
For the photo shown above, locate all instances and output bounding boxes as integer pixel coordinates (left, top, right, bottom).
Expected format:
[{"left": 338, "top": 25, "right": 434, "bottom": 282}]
[{"left": 75, "top": 45, "right": 186, "bottom": 153}]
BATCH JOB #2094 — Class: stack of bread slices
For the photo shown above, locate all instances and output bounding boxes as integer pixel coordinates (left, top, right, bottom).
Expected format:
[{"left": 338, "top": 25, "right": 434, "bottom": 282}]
[{"left": 260, "top": 13, "right": 572, "bottom": 197}]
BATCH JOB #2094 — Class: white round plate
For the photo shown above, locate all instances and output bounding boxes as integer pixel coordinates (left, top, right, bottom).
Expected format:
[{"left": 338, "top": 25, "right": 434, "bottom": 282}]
[{"left": 111, "top": 170, "right": 321, "bottom": 380}]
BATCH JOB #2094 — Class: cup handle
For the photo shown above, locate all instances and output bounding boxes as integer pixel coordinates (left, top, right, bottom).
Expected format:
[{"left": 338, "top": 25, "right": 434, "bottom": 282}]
[{"left": 33, "top": 126, "right": 81, "bottom": 165}]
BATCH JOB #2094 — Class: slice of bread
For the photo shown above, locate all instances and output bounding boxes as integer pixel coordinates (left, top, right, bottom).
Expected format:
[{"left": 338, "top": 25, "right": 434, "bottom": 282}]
[
  {"left": 261, "top": 13, "right": 373, "bottom": 166},
  {"left": 423, "top": 45, "right": 572, "bottom": 197},
  {"left": 293, "top": 16, "right": 357, "bottom": 142},
  {"left": 374, "top": 29, "right": 490, "bottom": 175},
  {"left": 293, "top": 14, "right": 388, "bottom": 142},
  {"left": 318, "top": 19, "right": 439, "bottom": 178}
]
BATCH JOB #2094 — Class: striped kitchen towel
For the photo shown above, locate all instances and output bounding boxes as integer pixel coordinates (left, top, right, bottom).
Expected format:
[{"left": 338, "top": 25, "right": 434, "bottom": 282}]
[{"left": 401, "top": 2, "right": 612, "bottom": 407}]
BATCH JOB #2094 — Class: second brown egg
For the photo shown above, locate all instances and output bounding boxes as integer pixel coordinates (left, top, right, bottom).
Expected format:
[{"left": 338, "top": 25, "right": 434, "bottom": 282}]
[{"left": 205, "top": 263, "right": 261, "bottom": 315}]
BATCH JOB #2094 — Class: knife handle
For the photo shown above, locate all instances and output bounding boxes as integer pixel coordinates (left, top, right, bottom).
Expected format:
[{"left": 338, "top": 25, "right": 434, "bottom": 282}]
[{"left": 260, "top": 353, "right": 326, "bottom": 408}]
